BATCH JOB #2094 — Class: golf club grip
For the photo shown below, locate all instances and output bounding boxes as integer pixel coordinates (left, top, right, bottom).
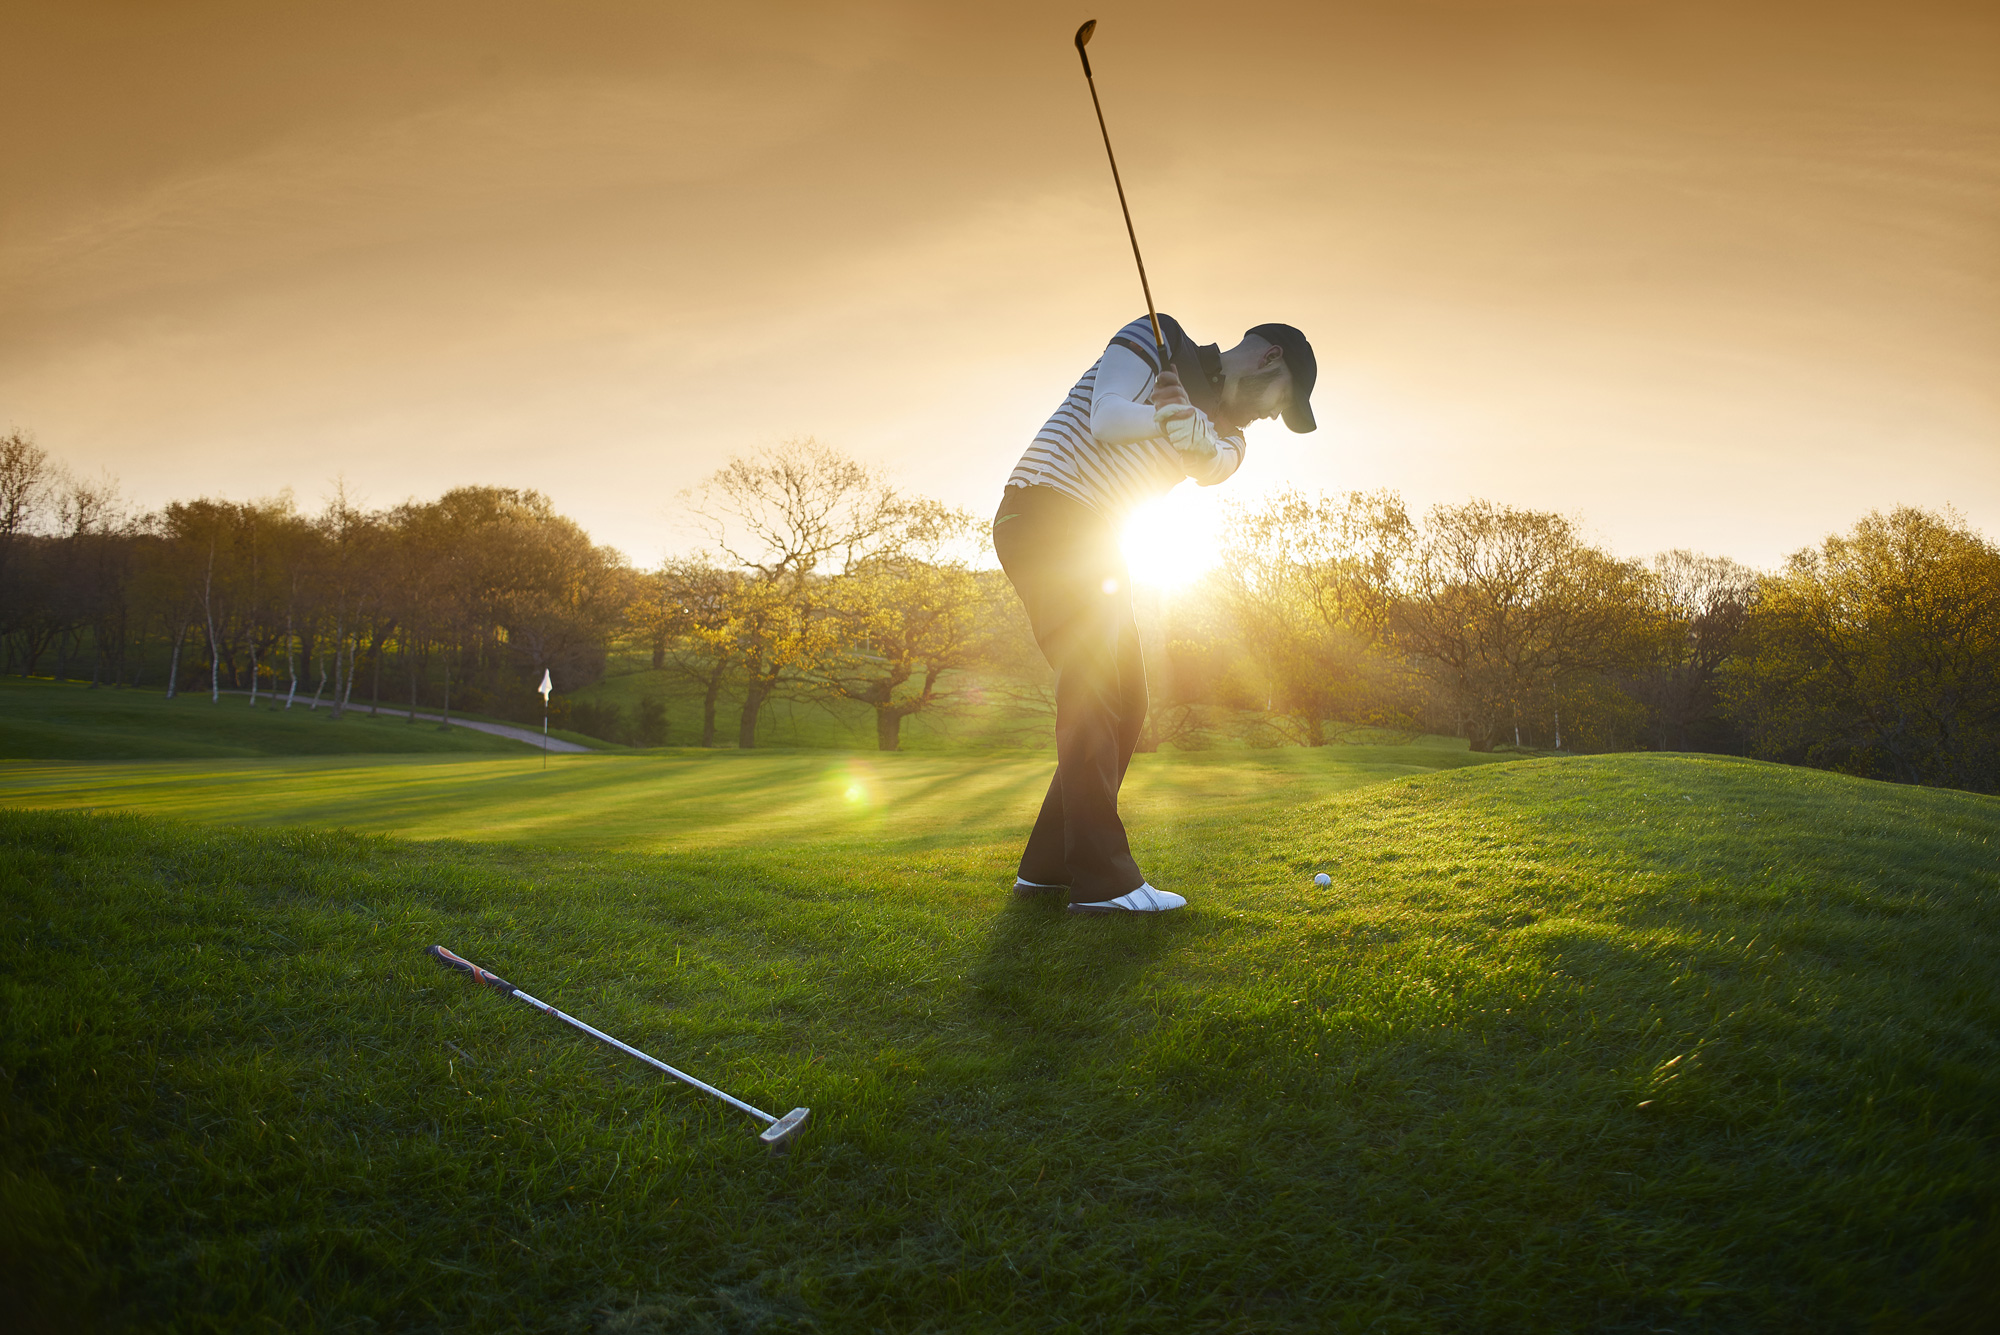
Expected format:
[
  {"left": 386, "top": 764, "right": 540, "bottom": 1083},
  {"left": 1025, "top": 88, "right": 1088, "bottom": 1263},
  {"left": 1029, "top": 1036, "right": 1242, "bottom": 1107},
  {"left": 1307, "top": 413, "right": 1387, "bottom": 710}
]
[{"left": 428, "top": 945, "right": 517, "bottom": 995}]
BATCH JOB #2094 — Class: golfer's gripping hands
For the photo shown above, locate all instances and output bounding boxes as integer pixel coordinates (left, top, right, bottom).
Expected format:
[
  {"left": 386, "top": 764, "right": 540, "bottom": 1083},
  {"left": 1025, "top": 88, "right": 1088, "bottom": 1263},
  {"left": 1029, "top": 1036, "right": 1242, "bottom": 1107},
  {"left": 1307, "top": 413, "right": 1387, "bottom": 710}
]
[
  {"left": 1084, "top": 342, "right": 1235, "bottom": 481},
  {"left": 1150, "top": 369, "right": 1222, "bottom": 467},
  {"left": 1006, "top": 316, "right": 1245, "bottom": 519}
]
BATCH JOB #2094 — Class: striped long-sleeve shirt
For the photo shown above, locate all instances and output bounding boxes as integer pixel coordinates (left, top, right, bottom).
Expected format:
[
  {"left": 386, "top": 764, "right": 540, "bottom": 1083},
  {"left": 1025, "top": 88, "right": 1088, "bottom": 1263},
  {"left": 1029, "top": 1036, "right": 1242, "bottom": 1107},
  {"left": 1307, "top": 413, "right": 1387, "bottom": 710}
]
[{"left": 1005, "top": 316, "right": 1246, "bottom": 520}]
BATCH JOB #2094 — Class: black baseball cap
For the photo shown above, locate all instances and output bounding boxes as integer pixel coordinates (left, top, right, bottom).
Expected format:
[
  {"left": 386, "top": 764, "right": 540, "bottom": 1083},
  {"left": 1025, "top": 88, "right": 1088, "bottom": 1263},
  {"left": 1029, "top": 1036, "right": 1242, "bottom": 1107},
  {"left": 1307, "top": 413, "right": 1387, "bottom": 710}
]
[{"left": 1246, "top": 322, "right": 1318, "bottom": 433}]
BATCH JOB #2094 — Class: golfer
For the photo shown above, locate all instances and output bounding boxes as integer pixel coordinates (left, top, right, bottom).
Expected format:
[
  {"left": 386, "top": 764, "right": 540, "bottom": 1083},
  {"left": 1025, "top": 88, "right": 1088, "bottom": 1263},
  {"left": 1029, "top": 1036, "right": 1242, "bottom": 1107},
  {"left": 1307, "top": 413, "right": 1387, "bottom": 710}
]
[{"left": 995, "top": 314, "right": 1318, "bottom": 914}]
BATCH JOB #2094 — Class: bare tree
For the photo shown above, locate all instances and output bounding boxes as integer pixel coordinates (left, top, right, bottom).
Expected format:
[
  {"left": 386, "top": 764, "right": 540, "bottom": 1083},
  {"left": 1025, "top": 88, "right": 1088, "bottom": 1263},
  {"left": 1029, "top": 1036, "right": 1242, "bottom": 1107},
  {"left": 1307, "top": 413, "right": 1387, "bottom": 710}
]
[
  {"left": 683, "top": 440, "right": 903, "bottom": 747},
  {"left": 0, "top": 432, "right": 51, "bottom": 583},
  {"left": 688, "top": 439, "right": 901, "bottom": 583},
  {"left": 0, "top": 433, "right": 55, "bottom": 671},
  {"left": 49, "top": 471, "right": 130, "bottom": 684}
]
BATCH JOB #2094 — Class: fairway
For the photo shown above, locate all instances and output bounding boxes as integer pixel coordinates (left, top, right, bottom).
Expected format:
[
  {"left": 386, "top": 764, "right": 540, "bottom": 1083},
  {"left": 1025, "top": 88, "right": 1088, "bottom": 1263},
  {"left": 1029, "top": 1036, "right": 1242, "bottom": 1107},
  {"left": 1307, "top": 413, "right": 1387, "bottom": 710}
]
[
  {"left": 0, "top": 739, "right": 1498, "bottom": 851},
  {"left": 4, "top": 747, "right": 1996, "bottom": 1331}
]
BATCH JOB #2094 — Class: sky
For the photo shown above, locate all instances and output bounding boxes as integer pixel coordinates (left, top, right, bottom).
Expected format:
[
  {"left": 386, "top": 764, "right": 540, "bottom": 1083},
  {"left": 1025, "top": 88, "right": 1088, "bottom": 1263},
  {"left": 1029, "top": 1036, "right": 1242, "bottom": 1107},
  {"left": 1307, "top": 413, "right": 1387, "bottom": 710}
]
[{"left": 3, "top": 0, "right": 1995, "bottom": 575}]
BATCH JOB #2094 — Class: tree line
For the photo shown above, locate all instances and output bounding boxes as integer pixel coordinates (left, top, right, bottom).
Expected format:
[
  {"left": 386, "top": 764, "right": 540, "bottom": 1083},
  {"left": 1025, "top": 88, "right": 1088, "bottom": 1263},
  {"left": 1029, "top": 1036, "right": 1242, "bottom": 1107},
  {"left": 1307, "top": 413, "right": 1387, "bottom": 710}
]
[
  {"left": 1190, "top": 488, "right": 1997, "bottom": 794},
  {"left": 4, "top": 430, "right": 1995, "bottom": 792},
  {"left": 0, "top": 432, "right": 626, "bottom": 727}
]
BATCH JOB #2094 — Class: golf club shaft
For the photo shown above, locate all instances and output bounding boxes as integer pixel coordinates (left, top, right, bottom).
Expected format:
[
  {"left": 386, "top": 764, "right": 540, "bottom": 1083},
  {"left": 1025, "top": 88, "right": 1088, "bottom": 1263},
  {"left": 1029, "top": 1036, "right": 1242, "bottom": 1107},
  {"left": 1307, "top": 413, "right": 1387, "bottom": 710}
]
[
  {"left": 428, "top": 945, "right": 776, "bottom": 1124},
  {"left": 503, "top": 987, "right": 777, "bottom": 1124},
  {"left": 1076, "top": 25, "right": 1165, "bottom": 359}
]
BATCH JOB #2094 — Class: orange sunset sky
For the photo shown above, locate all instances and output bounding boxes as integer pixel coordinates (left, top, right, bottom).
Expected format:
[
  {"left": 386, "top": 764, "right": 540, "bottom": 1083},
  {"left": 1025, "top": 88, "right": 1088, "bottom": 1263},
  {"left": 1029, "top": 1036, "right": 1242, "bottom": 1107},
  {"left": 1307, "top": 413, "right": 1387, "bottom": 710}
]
[{"left": 3, "top": 0, "right": 1995, "bottom": 572}]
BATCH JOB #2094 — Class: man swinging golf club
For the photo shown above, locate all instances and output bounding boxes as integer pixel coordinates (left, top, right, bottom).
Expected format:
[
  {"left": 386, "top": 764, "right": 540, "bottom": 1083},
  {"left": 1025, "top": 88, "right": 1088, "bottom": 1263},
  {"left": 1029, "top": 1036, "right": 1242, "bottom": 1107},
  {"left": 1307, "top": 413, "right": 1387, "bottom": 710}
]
[
  {"left": 994, "top": 20, "right": 1320, "bottom": 916},
  {"left": 994, "top": 316, "right": 1317, "bottom": 916}
]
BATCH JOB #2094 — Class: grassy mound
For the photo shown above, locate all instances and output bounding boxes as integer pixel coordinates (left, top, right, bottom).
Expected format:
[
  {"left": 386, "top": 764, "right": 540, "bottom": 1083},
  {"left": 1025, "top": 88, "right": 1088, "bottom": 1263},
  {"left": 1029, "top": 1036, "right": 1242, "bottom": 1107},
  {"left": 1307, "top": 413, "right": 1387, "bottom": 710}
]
[
  {"left": 0, "top": 679, "right": 535, "bottom": 759},
  {"left": 2, "top": 754, "right": 1994, "bottom": 1331}
]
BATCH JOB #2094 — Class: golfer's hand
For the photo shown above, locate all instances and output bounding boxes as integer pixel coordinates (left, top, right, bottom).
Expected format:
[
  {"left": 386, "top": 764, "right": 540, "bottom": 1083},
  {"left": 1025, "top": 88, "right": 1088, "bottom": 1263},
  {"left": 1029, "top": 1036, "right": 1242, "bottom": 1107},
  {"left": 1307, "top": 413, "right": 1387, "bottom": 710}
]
[
  {"left": 1150, "top": 369, "right": 1191, "bottom": 409},
  {"left": 1155, "top": 402, "right": 1219, "bottom": 464}
]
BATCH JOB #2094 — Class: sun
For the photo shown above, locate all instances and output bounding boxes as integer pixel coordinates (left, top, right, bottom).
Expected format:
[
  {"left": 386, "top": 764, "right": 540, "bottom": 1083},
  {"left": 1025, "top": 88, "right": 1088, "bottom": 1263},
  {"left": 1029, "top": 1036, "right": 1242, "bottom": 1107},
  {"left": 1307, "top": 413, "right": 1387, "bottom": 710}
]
[{"left": 1121, "top": 483, "right": 1225, "bottom": 588}]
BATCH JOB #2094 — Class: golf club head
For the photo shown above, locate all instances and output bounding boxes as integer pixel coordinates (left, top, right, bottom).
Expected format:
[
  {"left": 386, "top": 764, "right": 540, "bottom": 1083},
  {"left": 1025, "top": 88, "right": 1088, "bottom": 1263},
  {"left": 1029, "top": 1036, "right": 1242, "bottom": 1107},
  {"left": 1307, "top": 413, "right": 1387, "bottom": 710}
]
[
  {"left": 1073, "top": 19, "right": 1096, "bottom": 77},
  {"left": 760, "top": 1106, "right": 810, "bottom": 1153}
]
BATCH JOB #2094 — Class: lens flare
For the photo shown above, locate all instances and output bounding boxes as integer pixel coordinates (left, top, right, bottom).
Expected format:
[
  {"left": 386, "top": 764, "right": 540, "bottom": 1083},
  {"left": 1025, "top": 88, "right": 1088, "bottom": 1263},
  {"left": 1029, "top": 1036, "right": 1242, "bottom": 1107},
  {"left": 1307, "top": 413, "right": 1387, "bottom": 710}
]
[{"left": 1121, "top": 483, "right": 1224, "bottom": 588}]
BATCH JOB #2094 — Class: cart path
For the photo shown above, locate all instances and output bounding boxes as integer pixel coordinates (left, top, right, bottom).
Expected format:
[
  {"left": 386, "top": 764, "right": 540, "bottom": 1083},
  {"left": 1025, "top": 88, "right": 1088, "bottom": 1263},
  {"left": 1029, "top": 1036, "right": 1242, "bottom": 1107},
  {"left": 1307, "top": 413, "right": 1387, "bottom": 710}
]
[
  {"left": 214, "top": 691, "right": 594, "bottom": 753},
  {"left": 422, "top": 713, "right": 592, "bottom": 752}
]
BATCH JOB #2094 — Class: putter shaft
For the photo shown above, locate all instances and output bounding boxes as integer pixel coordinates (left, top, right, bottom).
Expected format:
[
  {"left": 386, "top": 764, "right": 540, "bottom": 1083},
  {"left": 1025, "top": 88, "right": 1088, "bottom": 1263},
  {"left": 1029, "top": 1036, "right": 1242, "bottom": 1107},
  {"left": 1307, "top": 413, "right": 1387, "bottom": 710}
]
[
  {"left": 505, "top": 985, "right": 776, "bottom": 1123},
  {"left": 427, "top": 945, "right": 808, "bottom": 1147}
]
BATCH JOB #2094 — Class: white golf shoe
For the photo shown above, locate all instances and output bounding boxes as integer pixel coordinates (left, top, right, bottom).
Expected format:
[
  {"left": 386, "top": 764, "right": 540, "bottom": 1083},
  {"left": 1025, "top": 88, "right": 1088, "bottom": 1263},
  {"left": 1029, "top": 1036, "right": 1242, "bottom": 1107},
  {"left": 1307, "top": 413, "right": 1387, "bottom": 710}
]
[
  {"left": 1012, "top": 876, "right": 1068, "bottom": 899},
  {"left": 1066, "top": 883, "right": 1186, "bottom": 915}
]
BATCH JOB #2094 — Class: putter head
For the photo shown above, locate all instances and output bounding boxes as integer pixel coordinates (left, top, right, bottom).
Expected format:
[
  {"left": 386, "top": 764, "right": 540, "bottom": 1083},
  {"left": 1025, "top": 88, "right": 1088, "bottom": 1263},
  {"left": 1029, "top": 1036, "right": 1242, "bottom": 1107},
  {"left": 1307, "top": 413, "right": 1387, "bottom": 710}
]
[{"left": 760, "top": 1107, "right": 810, "bottom": 1153}]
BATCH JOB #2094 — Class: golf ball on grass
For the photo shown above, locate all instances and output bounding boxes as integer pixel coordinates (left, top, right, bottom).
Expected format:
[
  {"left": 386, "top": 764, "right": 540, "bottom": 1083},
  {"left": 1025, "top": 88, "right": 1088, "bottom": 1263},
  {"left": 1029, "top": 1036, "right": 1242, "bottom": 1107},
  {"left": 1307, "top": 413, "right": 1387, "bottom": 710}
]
[{"left": 1313, "top": 872, "right": 1332, "bottom": 887}]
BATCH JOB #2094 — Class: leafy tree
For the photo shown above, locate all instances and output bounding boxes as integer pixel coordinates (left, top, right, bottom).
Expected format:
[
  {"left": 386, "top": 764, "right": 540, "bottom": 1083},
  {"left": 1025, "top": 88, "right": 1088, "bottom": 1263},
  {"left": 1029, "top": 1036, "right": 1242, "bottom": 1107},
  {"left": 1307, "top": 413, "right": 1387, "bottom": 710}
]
[
  {"left": 1724, "top": 506, "right": 2000, "bottom": 791},
  {"left": 308, "top": 485, "right": 385, "bottom": 720},
  {"left": 631, "top": 557, "right": 742, "bottom": 747},
  {"left": 1622, "top": 550, "right": 1757, "bottom": 752},
  {"left": 818, "top": 499, "right": 984, "bottom": 750},
  {"left": 1392, "top": 501, "right": 1647, "bottom": 751},
  {"left": 700, "top": 574, "right": 842, "bottom": 748},
  {"left": 963, "top": 565, "right": 1059, "bottom": 743},
  {"left": 382, "top": 487, "right": 627, "bottom": 724},
  {"left": 1214, "top": 488, "right": 1416, "bottom": 744},
  {"left": 156, "top": 499, "right": 241, "bottom": 700},
  {"left": 383, "top": 497, "right": 451, "bottom": 720}
]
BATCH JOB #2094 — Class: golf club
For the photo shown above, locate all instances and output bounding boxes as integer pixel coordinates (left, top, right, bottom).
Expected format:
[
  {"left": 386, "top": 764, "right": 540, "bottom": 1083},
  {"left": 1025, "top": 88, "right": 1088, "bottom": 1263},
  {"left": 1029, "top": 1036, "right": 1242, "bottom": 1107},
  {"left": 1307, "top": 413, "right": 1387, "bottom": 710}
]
[
  {"left": 1073, "top": 18, "right": 1165, "bottom": 360},
  {"left": 426, "top": 945, "right": 810, "bottom": 1152}
]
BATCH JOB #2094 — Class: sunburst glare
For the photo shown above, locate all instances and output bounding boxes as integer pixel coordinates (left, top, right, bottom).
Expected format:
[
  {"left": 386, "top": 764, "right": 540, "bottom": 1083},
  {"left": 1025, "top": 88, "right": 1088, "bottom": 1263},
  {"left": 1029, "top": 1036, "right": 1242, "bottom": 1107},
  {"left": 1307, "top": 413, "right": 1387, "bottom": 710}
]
[{"left": 1121, "top": 483, "right": 1225, "bottom": 588}]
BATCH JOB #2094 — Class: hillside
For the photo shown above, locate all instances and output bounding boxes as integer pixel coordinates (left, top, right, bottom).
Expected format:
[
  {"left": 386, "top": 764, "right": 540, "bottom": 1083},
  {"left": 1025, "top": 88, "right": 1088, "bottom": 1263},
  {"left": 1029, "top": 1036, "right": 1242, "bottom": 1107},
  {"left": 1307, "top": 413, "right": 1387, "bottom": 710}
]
[{"left": 2, "top": 752, "right": 1993, "bottom": 1330}]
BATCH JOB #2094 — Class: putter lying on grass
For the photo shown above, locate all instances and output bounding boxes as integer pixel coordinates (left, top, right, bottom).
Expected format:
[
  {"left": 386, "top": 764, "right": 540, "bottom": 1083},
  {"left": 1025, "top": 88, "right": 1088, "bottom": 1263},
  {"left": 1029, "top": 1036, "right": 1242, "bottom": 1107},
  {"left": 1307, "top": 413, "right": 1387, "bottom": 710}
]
[{"left": 426, "top": 945, "right": 810, "bottom": 1152}]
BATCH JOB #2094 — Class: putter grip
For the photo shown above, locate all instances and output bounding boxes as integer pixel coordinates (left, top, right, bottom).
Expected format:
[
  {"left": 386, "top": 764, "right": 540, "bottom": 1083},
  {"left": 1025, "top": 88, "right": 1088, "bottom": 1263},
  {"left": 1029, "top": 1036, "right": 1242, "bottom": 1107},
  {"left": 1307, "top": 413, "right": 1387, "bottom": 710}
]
[{"left": 428, "top": 945, "right": 517, "bottom": 994}]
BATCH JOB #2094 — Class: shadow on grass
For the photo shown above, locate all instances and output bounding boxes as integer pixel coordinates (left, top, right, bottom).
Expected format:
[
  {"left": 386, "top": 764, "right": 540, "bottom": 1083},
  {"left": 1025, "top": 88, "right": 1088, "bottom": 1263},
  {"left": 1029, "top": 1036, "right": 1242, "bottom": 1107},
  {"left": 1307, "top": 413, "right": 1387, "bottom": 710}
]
[{"left": 965, "top": 897, "right": 1192, "bottom": 1081}]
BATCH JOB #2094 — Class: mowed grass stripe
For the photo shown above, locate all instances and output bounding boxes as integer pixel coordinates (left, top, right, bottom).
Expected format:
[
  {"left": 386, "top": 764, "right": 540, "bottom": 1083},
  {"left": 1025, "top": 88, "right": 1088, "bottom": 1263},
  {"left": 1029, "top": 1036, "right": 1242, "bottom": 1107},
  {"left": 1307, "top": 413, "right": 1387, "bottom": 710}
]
[
  {"left": 4, "top": 754, "right": 1995, "bottom": 1331},
  {"left": 0, "top": 741, "right": 1499, "bottom": 853}
]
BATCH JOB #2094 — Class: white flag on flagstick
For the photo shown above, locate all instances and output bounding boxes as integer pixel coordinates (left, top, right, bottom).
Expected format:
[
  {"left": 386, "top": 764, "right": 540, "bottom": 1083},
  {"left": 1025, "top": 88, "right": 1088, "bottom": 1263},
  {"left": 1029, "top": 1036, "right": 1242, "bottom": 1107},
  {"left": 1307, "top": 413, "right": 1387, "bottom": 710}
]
[{"left": 538, "top": 669, "right": 552, "bottom": 701}]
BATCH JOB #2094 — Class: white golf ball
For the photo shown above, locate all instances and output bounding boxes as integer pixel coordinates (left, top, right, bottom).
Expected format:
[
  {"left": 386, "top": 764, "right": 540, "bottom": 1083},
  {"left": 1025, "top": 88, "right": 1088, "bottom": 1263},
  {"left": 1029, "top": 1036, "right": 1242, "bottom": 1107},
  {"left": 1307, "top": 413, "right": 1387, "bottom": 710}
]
[{"left": 1313, "top": 872, "right": 1331, "bottom": 887}]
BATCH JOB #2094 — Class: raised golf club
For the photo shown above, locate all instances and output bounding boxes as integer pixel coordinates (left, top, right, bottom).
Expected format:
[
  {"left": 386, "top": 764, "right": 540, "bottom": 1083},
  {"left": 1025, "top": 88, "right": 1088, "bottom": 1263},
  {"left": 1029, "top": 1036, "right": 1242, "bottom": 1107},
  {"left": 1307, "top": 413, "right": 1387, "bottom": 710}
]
[
  {"left": 1073, "top": 18, "right": 1165, "bottom": 360},
  {"left": 426, "top": 945, "right": 809, "bottom": 1152}
]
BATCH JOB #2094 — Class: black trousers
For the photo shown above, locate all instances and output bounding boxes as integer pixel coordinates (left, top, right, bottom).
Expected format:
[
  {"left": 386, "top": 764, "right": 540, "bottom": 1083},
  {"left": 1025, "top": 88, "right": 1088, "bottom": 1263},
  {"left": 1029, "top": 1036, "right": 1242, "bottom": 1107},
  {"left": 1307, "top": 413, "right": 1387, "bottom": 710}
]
[{"left": 992, "top": 484, "right": 1147, "bottom": 902}]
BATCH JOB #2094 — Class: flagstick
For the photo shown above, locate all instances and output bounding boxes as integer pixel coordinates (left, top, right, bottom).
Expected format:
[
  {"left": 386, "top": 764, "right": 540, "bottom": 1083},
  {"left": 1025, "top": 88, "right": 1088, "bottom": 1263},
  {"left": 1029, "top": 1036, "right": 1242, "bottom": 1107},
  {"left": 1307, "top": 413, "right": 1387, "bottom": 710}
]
[{"left": 537, "top": 668, "right": 553, "bottom": 771}]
